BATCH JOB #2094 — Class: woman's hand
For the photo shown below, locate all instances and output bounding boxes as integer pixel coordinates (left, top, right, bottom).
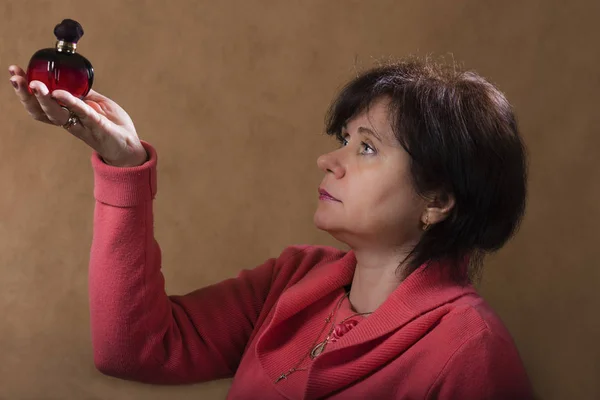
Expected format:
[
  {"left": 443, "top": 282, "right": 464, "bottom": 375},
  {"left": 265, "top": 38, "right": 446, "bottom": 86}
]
[{"left": 8, "top": 65, "right": 148, "bottom": 168}]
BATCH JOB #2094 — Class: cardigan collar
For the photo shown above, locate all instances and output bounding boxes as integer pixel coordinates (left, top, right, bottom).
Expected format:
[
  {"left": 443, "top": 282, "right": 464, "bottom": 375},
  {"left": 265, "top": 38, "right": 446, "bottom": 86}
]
[{"left": 256, "top": 249, "right": 476, "bottom": 398}]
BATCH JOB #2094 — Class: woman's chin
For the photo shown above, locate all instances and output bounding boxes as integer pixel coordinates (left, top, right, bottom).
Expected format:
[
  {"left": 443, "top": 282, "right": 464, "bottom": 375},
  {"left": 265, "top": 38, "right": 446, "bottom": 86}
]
[
  {"left": 313, "top": 211, "right": 344, "bottom": 233},
  {"left": 313, "top": 211, "right": 333, "bottom": 231}
]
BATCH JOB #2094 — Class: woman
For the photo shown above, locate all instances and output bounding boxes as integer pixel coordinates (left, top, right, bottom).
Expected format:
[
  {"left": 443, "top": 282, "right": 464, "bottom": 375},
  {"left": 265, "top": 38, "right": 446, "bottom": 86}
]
[{"left": 8, "top": 57, "right": 533, "bottom": 399}]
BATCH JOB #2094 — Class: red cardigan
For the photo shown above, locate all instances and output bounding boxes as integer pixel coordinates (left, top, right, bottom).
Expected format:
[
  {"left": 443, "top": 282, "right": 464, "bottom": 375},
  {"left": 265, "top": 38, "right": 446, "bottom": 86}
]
[{"left": 89, "top": 141, "right": 533, "bottom": 399}]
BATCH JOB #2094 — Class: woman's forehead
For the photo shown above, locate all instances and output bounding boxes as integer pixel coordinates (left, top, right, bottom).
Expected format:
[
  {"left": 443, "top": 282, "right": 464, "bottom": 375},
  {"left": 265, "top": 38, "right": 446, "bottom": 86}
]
[{"left": 346, "top": 101, "right": 396, "bottom": 143}]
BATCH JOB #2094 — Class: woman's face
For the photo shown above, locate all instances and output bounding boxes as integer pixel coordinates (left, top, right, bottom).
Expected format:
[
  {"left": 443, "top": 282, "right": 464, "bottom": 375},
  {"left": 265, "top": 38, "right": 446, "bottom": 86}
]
[{"left": 314, "top": 97, "right": 426, "bottom": 249}]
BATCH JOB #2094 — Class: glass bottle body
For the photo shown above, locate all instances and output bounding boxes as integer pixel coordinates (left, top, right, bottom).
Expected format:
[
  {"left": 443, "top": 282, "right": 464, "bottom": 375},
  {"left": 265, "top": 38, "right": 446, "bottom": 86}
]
[{"left": 26, "top": 47, "right": 94, "bottom": 99}]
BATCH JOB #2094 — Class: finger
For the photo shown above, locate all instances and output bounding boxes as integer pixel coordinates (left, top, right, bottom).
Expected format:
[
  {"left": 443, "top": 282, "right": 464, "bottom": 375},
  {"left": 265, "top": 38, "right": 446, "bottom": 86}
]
[
  {"left": 8, "top": 65, "right": 26, "bottom": 78},
  {"left": 61, "top": 113, "right": 91, "bottom": 143},
  {"left": 9, "top": 77, "right": 51, "bottom": 124},
  {"left": 51, "top": 90, "right": 117, "bottom": 148},
  {"left": 85, "top": 89, "right": 111, "bottom": 102},
  {"left": 30, "top": 81, "right": 70, "bottom": 125},
  {"left": 58, "top": 102, "right": 110, "bottom": 153},
  {"left": 53, "top": 94, "right": 101, "bottom": 146},
  {"left": 84, "top": 89, "right": 120, "bottom": 116},
  {"left": 85, "top": 100, "right": 104, "bottom": 115},
  {"left": 51, "top": 89, "right": 105, "bottom": 128}
]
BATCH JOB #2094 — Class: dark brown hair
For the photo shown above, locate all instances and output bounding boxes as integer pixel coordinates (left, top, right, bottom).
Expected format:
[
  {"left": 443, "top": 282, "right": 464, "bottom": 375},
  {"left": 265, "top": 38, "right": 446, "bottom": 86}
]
[{"left": 325, "top": 57, "right": 528, "bottom": 283}]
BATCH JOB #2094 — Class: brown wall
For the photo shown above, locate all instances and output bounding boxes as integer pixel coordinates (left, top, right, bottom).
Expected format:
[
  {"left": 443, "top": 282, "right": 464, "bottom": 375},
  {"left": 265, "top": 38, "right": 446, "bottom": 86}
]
[{"left": 1, "top": 1, "right": 598, "bottom": 399}]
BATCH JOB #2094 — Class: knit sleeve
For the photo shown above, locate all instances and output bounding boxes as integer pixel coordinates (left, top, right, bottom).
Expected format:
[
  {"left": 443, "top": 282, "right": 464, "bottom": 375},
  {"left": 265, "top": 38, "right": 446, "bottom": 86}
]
[
  {"left": 424, "top": 327, "right": 534, "bottom": 400},
  {"left": 88, "top": 140, "right": 283, "bottom": 384}
]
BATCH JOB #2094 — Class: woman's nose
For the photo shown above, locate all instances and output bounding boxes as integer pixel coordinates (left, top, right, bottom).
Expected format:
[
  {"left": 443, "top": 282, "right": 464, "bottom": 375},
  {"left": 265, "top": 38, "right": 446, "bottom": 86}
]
[{"left": 317, "top": 152, "right": 345, "bottom": 179}]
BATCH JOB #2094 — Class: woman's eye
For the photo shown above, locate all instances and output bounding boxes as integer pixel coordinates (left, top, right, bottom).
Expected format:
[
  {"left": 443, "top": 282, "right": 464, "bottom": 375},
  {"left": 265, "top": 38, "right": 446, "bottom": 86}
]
[
  {"left": 362, "top": 142, "right": 375, "bottom": 154},
  {"left": 336, "top": 134, "right": 376, "bottom": 155},
  {"left": 337, "top": 135, "right": 348, "bottom": 147}
]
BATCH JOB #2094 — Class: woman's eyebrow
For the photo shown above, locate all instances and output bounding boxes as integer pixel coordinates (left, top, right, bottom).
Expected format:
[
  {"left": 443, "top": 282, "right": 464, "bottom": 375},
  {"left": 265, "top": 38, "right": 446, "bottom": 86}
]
[
  {"left": 342, "top": 124, "right": 383, "bottom": 143},
  {"left": 357, "top": 126, "right": 383, "bottom": 143}
]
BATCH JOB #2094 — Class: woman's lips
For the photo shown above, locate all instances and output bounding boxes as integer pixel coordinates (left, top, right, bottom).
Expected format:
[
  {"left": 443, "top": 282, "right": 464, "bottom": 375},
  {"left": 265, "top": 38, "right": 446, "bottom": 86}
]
[{"left": 318, "top": 188, "right": 341, "bottom": 202}]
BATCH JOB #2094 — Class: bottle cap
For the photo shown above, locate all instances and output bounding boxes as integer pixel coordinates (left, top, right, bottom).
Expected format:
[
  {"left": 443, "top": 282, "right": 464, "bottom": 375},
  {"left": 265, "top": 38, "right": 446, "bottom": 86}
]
[{"left": 54, "top": 19, "right": 84, "bottom": 43}]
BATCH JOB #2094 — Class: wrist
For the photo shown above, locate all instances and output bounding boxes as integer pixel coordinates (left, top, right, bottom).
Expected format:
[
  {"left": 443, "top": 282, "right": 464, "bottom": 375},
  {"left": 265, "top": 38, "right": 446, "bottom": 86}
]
[{"left": 101, "top": 150, "right": 148, "bottom": 168}]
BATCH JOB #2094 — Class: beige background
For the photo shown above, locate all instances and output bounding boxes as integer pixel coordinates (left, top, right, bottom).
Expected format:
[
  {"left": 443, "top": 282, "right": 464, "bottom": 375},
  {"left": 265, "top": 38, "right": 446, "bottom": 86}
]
[{"left": 1, "top": 1, "right": 598, "bottom": 399}]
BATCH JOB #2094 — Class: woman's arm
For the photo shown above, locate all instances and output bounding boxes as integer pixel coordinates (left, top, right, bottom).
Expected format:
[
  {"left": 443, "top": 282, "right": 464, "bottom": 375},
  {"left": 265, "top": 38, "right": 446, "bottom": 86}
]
[{"left": 89, "top": 141, "right": 279, "bottom": 384}]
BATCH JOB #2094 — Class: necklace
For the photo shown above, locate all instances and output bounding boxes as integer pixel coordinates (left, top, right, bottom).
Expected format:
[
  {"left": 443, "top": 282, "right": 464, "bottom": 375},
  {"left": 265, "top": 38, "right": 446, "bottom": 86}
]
[{"left": 274, "top": 289, "right": 374, "bottom": 384}]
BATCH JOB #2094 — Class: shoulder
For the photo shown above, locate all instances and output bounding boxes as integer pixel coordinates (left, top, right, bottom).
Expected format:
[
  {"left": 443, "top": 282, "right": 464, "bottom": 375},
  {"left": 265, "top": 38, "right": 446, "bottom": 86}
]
[
  {"left": 442, "top": 294, "right": 522, "bottom": 351},
  {"left": 425, "top": 296, "right": 533, "bottom": 399}
]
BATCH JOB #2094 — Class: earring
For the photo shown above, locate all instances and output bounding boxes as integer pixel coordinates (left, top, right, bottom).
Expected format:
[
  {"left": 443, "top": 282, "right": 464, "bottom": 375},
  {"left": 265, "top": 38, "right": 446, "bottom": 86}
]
[{"left": 422, "top": 214, "right": 430, "bottom": 231}]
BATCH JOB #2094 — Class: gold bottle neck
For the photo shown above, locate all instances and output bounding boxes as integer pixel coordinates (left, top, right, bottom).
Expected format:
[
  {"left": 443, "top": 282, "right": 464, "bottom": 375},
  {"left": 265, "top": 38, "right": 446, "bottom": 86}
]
[{"left": 56, "top": 40, "right": 77, "bottom": 54}]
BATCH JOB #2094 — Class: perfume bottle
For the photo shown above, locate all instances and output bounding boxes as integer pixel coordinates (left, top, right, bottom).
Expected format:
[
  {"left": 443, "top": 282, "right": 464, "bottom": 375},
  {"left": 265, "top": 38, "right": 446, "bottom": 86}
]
[{"left": 26, "top": 19, "right": 94, "bottom": 99}]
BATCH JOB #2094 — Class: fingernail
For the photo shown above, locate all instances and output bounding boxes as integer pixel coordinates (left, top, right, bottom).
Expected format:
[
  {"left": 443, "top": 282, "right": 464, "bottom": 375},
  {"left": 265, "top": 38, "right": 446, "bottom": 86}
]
[
  {"left": 31, "top": 87, "right": 38, "bottom": 95},
  {"left": 10, "top": 80, "right": 18, "bottom": 89}
]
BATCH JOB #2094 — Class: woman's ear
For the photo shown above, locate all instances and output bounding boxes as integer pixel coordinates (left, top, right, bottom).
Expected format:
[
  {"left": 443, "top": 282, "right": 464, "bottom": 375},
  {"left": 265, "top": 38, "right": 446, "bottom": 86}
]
[{"left": 422, "top": 191, "right": 455, "bottom": 225}]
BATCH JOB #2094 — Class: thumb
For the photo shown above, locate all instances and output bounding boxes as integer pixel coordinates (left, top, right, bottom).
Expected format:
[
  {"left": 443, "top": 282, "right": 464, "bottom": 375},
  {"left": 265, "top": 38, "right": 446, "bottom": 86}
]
[
  {"left": 85, "top": 89, "right": 109, "bottom": 102},
  {"left": 85, "top": 100, "right": 105, "bottom": 116}
]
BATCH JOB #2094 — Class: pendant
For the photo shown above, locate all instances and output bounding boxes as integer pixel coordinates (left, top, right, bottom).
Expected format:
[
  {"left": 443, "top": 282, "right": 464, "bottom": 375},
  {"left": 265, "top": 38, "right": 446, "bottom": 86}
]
[{"left": 310, "top": 340, "right": 327, "bottom": 359}]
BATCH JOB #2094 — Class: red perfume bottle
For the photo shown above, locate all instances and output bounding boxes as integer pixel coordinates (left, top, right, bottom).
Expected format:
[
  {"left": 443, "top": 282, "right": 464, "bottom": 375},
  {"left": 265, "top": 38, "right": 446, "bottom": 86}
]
[{"left": 26, "top": 19, "right": 94, "bottom": 99}]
